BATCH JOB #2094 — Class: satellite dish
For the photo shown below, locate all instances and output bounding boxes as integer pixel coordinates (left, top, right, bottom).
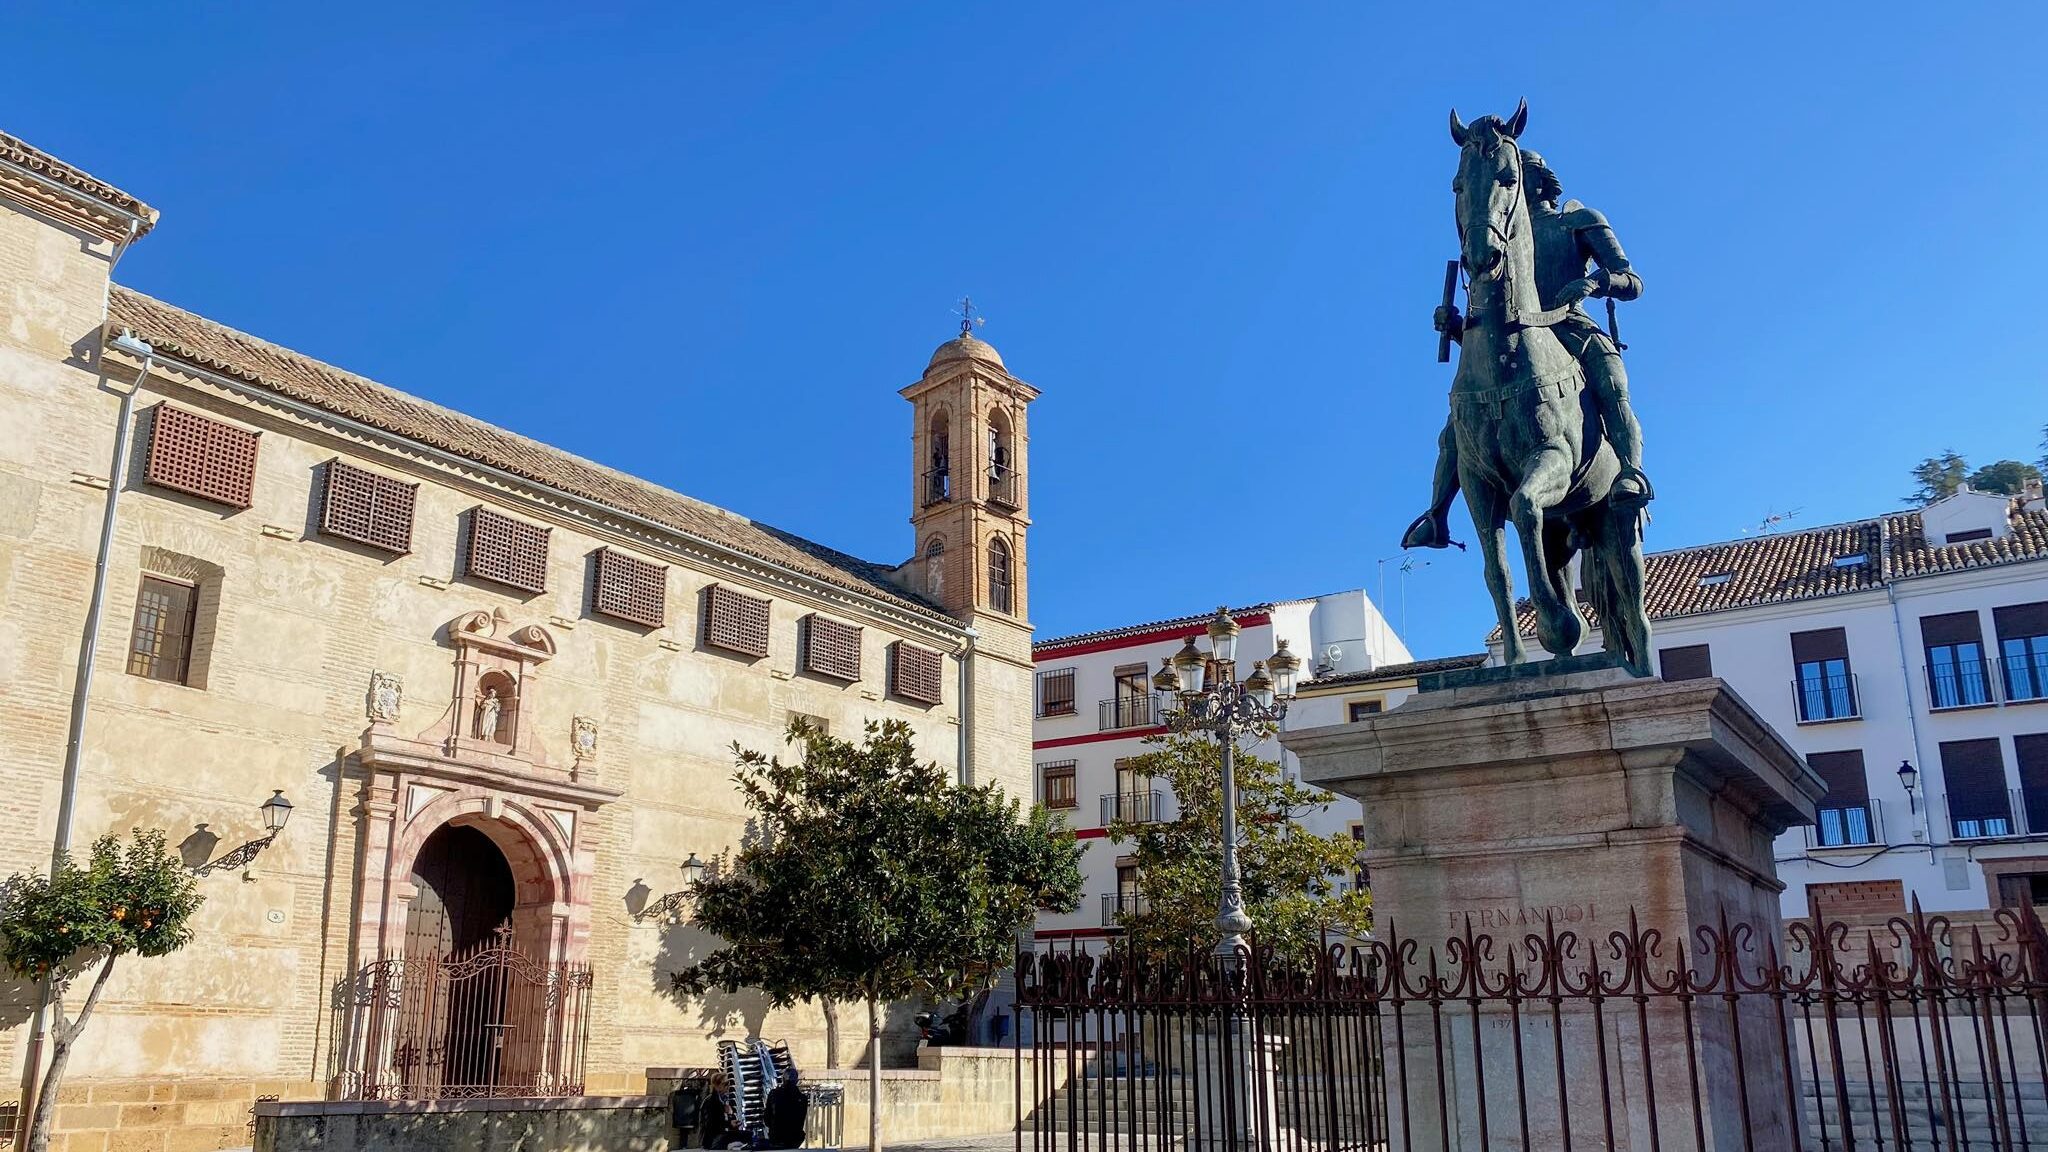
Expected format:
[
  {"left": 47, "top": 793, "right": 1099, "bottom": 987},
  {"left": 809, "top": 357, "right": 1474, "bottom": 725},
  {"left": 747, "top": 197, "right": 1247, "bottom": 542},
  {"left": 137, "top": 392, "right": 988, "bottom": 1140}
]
[{"left": 1323, "top": 643, "right": 1344, "bottom": 669}]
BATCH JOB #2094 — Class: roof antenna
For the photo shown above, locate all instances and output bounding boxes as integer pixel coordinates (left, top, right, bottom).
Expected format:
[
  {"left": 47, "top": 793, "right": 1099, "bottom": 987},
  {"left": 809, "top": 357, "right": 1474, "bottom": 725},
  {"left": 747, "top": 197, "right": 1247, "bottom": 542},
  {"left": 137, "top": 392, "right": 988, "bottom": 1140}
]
[
  {"left": 1743, "top": 507, "right": 1803, "bottom": 536},
  {"left": 954, "top": 296, "right": 985, "bottom": 337}
]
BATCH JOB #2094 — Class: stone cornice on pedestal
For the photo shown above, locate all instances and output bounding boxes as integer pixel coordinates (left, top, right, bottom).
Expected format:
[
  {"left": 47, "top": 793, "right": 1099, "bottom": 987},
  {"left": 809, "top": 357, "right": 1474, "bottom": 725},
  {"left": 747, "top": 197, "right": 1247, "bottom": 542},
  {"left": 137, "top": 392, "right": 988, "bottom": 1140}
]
[{"left": 1285, "top": 668, "right": 1824, "bottom": 837}]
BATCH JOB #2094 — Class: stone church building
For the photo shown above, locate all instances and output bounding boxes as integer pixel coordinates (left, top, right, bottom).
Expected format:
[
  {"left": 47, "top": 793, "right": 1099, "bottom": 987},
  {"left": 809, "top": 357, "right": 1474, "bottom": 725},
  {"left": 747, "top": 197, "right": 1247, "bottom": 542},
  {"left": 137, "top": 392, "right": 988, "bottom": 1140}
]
[{"left": 0, "top": 130, "right": 1037, "bottom": 1149}]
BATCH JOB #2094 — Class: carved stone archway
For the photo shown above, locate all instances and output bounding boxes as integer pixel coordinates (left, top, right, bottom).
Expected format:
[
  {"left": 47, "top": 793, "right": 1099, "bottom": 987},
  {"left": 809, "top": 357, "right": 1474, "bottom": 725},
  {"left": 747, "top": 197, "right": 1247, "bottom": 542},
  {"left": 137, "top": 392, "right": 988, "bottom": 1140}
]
[{"left": 350, "top": 611, "right": 619, "bottom": 970}]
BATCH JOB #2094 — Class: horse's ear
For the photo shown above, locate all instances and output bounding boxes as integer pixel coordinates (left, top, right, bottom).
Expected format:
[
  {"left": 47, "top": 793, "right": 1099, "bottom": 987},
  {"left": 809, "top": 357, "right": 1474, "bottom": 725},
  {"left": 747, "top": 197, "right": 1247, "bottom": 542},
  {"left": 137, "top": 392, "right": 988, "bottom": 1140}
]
[
  {"left": 1503, "top": 99, "right": 1528, "bottom": 139},
  {"left": 1449, "top": 108, "right": 1469, "bottom": 146}
]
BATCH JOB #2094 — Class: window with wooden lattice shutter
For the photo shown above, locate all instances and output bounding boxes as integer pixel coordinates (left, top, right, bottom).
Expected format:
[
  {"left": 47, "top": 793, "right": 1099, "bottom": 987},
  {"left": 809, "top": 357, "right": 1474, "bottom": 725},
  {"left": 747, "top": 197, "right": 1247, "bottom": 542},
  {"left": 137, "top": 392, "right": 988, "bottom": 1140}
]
[
  {"left": 592, "top": 548, "right": 667, "bottom": 627},
  {"left": 319, "top": 460, "right": 417, "bottom": 553},
  {"left": 465, "top": 508, "right": 551, "bottom": 593},
  {"left": 145, "top": 404, "right": 259, "bottom": 508},
  {"left": 704, "top": 585, "right": 771, "bottom": 657},
  {"left": 803, "top": 615, "right": 863, "bottom": 681},
  {"left": 891, "top": 641, "right": 944, "bottom": 705}
]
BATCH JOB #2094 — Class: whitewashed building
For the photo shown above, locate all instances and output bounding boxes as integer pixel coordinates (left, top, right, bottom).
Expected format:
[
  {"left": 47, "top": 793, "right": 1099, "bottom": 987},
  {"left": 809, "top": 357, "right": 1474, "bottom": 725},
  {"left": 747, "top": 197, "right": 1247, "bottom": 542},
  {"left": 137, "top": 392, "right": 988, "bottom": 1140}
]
[
  {"left": 1489, "top": 485, "right": 2048, "bottom": 922},
  {"left": 1027, "top": 590, "right": 1413, "bottom": 950}
]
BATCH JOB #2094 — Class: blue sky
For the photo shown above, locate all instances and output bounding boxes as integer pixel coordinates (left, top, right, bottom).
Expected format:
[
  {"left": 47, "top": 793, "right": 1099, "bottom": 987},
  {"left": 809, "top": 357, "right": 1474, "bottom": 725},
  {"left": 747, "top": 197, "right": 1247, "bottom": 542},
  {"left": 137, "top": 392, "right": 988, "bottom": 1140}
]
[{"left": 6, "top": 4, "right": 2043, "bottom": 659}]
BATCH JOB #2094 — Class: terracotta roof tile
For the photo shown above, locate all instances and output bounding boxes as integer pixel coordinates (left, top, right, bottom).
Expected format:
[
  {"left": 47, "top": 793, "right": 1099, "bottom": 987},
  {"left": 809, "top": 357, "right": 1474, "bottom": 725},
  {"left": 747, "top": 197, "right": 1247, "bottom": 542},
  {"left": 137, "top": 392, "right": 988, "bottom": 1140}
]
[
  {"left": 106, "top": 287, "right": 949, "bottom": 623},
  {"left": 1034, "top": 602, "right": 1281, "bottom": 654},
  {"left": 0, "top": 129, "right": 157, "bottom": 239},
  {"left": 1494, "top": 506, "right": 2048, "bottom": 639},
  {"left": 1302, "top": 653, "right": 1489, "bottom": 689}
]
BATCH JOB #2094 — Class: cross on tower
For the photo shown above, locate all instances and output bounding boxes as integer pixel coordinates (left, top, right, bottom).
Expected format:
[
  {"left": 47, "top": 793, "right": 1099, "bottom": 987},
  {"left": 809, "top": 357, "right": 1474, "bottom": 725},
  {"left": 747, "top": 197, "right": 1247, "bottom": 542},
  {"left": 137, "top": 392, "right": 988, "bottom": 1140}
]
[{"left": 955, "top": 296, "right": 984, "bottom": 337}]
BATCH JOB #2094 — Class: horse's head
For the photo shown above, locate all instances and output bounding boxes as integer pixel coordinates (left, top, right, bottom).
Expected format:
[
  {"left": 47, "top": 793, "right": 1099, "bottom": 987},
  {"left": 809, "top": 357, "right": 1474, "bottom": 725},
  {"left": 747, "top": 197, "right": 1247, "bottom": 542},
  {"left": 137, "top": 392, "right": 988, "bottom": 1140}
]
[{"left": 1450, "top": 100, "right": 1529, "bottom": 284}]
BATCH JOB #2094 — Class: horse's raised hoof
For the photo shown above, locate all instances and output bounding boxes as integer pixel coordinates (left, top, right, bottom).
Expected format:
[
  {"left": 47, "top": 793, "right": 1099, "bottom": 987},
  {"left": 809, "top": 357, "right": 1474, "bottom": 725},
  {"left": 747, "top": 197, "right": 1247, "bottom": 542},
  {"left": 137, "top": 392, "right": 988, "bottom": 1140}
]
[
  {"left": 1401, "top": 513, "right": 1451, "bottom": 550},
  {"left": 1535, "top": 602, "right": 1585, "bottom": 657}
]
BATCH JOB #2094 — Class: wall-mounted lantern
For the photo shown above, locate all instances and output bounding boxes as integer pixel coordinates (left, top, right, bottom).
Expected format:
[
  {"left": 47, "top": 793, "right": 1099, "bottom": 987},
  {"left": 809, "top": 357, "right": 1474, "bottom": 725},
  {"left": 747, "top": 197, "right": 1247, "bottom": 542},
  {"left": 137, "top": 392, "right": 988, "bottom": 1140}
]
[
  {"left": 637, "top": 853, "right": 708, "bottom": 924},
  {"left": 196, "top": 790, "right": 293, "bottom": 878},
  {"left": 1897, "top": 760, "right": 1919, "bottom": 814}
]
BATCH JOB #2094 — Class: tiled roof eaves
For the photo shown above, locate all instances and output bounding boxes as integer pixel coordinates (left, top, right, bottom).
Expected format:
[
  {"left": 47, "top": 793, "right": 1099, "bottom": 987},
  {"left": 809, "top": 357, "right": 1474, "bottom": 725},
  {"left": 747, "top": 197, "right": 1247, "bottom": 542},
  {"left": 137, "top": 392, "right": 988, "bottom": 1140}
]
[
  {"left": 1488, "top": 507, "right": 2048, "bottom": 640},
  {"left": 1302, "top": 653, "right": 1489, "bottom": 689},
  {"left": 1034, "top": 602, "right": 1279, "bottom": 653},
  {"left": 105, "top": 288, "right": 955, "bottom": 627},
  {"left": 0, "top": 130, "right": 158, "bottom": 238}
]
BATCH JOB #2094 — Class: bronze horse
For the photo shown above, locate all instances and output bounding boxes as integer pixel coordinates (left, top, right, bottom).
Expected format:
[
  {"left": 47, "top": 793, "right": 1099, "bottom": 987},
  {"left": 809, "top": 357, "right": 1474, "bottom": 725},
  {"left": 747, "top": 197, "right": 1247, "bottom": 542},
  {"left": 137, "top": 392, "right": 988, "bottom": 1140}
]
[{"left": 1445, "top": 103, "right": 1651, "bottom": 673}]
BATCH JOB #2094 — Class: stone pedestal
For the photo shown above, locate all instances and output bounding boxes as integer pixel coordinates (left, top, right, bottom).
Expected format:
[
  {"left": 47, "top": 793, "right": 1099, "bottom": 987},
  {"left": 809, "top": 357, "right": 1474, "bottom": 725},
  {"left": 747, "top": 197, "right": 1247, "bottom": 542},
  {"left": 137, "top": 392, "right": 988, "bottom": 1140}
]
[{"left": 1282, "top": 666, "right": 1823, "bottom": 1152}]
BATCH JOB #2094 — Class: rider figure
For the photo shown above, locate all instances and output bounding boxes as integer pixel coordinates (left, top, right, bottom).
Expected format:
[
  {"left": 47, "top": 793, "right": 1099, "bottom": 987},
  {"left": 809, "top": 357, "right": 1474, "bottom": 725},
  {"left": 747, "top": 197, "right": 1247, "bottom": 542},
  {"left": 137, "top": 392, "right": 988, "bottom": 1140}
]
[{"left": 1404, "top": 148, "right": 1650, "bottom": 550}]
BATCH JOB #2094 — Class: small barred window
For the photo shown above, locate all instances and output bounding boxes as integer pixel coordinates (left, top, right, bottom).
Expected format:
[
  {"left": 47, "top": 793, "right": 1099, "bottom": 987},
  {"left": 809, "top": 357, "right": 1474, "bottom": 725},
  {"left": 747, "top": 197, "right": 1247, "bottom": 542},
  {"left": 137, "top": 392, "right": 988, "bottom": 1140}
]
[
  {"left": 319, "top": 460, "right": 417, "bottom": 553},
  {"left": 704, "top": 585, "right": 772, "bottom": 657},
  {"left": 466, "top": 508, "right": 551, "bottom": 593},
  {"left": 891, "top": 641, "right": 944, "bottom": 705},
  {"left": 145, "top": 404, "right": 259, "bottom": 508},
  {"left": 592, "top": 548, "right": 667, "bottom": 627},
  {"left": 802, "top": 615, "right": 864, "bottom": 681}
]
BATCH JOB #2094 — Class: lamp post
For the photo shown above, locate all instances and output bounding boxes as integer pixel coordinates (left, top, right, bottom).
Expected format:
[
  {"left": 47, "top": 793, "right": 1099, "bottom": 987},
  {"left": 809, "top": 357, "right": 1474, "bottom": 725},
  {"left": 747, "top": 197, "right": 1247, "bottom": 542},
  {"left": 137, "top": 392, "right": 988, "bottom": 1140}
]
[{"left": 1154, "top": 608, "right": 1302, "bottom": 960}]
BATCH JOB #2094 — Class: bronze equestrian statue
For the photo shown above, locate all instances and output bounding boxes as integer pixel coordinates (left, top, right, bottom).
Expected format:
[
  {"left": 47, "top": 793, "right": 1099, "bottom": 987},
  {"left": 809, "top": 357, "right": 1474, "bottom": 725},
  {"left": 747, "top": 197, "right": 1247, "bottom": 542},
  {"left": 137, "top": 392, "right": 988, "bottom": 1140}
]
[{"left": 1401, "top": 102, "right": 1653, "bottom": 675}]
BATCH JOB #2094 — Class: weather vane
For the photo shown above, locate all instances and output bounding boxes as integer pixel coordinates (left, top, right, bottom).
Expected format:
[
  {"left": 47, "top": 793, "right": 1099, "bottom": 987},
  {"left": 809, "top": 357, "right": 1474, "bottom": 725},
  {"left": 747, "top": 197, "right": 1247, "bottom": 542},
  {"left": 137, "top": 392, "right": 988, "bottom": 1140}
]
[{"left": 954, "top": 296, "right": 985, "bottom": 337}]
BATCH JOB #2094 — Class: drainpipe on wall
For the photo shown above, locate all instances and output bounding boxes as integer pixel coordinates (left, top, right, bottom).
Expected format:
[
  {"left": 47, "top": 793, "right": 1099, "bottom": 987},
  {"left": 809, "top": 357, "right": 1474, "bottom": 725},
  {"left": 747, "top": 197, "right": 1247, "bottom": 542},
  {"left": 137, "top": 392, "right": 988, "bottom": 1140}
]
[
  {"left": 1885, "top": 577, "right": 1938, "bottom": 864},
  {"left": 16, "top": 214, "right": 146, "bottom": 1144},
  {"left": 956, "top": 626, "right": 978, "bottom": 786}
]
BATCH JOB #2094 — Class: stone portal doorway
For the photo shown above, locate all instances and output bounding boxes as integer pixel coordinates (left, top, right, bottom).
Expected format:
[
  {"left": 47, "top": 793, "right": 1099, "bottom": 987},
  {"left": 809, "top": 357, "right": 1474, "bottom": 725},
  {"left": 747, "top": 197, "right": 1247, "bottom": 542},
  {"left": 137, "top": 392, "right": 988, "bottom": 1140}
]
[{"left": 402, "top": 824, "right": 518, "bottom": 1093}]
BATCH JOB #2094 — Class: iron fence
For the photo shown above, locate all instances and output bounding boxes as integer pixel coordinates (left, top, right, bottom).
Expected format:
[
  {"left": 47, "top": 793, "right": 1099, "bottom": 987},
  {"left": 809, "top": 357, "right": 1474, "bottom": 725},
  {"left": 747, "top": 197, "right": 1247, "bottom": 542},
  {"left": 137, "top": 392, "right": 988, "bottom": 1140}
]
[
  {"left": 330, "top": 938, "right": 593, "bottom": 1101},
  {"left": 1015, "top": 903, "right": 2048, "bottom": 1150}
]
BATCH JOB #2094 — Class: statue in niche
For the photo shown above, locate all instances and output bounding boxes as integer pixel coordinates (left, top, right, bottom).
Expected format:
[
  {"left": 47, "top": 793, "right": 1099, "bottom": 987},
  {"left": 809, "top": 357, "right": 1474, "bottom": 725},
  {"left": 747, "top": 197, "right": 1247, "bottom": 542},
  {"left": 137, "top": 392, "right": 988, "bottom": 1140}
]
[{"left": 477, "top": 687, "right": 503, "bottom": 743}]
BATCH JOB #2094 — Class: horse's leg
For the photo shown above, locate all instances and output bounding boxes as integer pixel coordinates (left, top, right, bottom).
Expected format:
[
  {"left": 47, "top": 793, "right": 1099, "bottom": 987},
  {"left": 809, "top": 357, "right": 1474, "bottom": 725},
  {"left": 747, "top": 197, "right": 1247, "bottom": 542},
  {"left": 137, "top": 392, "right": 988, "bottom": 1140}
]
[
  {"left": 1460, "top": 475, "right": 1523, "bottom": 665},
  {"left": 1542, "top": 517, "right": 1575, "bottom": 617},
  {"left": 1510, "top": 447, "right": 1584, "bottom": 656},
  {"left": 1604, "top": 503, "right": 1653, "bottom": 674}
]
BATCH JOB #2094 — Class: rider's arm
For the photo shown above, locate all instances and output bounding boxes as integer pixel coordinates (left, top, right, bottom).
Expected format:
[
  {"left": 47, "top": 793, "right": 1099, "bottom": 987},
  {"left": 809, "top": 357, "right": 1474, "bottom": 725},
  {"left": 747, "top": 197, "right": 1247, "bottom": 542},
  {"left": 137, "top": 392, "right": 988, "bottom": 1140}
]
[{"left": 1563, "top": 205, "right": 1642, "bottom": 302}]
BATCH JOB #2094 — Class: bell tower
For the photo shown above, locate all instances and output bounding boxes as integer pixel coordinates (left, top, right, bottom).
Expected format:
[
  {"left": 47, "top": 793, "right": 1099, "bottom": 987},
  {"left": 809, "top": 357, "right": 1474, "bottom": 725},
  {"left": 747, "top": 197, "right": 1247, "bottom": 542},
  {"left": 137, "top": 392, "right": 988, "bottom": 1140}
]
[{"left": 900, "top": 310, "right": 1038, "bottom": 794}]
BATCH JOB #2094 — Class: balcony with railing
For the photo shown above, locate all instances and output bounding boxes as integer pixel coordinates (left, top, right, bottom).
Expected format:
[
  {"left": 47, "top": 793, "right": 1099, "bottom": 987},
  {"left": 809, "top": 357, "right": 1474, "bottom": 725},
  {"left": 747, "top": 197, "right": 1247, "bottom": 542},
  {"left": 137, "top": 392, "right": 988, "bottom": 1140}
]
[
  {"left": 1805, "top": 799, "right": 1883, "bottom": 849},
  {"left": 1943, "top": 789, "right": 2036, "bottom": 841},
  {"left": 1926, "top": 656, "right": 1997, "bottom": 711},
  {"left": 1101, "top": 893, "right": 1150, "bottom": 926},
  {"left": 922, "top": 468, "right": 951, "bottom": 507},
  {"left": 2006, "top": 648, "right": 2048, "bottom": 704},
  {"left": 1791, "top": 672, "right": 1860, "bottom": 724},
  {"left": 987, "top": 465, "right": 1021, "bottom": 509},
  {"left": 1099, "top": 694, "right": 1163, "bottom": 732},
  {"left": 1100, "top": 789, "right": 1170, "bottom": 826}
]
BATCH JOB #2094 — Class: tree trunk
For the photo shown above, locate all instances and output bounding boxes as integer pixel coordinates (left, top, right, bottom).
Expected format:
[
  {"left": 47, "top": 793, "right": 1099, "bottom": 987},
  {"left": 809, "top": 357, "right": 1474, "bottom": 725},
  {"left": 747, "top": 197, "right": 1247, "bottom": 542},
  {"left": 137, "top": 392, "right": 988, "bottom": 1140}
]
[
  {"left": 27, "top": 956, "right": 117, "bottom": 1152},
  {"left": 867, "top": 994, "right": 882, "bottom": 1152},
  {"left": 822, "top": 998, "right": 842, "bottom": 1069}
]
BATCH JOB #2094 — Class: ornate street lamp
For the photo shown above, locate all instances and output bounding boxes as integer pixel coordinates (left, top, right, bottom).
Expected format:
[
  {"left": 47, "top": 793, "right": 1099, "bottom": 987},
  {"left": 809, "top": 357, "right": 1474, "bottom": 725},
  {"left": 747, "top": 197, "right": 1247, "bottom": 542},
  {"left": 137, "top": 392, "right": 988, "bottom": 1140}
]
[
  {"left": 1156, "top": 607, "right": 1300, "bottom": 961},
  {"left": 1897, "top": 760, "right": 1919, "bottom": 814}
]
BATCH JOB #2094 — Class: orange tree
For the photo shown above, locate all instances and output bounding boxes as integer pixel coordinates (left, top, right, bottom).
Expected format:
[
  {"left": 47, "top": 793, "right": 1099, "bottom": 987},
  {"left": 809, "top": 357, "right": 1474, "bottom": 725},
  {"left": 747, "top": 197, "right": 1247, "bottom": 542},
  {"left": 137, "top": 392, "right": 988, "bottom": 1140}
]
[
  {"left": 672, "top": 719, "right": 1081, "bottom": 1152},
  {"left": 1, "top": 829, "right": 202, "bottom": 1152}
]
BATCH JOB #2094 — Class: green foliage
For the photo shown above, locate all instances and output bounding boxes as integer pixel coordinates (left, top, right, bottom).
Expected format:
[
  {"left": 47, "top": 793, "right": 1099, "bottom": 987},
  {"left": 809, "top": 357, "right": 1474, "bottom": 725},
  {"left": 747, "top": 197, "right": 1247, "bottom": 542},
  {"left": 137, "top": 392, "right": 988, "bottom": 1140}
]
[
  {"left": 0, "top": 829, "right": 201, "bottom": 984},
  {"left": 672, "top": 719, "right": 1082, "bottom": 1009},
  {"left": 1107, "top": 730, "right": 1371, "bottom": 961},
  {"left": 1904, "top": 450, "right": 1969, "bottom": 506},
  {"left": 1967, "top": 459, "right": 2042, "bottom": 498}
]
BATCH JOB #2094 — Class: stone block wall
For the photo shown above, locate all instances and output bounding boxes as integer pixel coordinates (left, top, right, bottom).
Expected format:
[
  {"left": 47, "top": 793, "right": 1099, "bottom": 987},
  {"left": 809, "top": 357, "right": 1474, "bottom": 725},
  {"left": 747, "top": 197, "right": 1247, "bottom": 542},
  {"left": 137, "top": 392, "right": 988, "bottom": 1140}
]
[{"left": 251, "top": 1096, "right": 668, "bottom": 1152}]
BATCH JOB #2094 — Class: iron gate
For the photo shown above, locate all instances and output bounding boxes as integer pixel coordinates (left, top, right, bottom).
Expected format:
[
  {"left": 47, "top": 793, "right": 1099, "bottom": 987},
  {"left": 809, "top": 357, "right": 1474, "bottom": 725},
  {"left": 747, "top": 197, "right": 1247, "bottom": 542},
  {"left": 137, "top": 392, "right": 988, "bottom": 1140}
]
[
  {"left": 1015, "top": 904, "right": 2048, "bottom": 1151},
  {"left": 331, "top": 937, "right": 593, "bottom": 1100}
]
